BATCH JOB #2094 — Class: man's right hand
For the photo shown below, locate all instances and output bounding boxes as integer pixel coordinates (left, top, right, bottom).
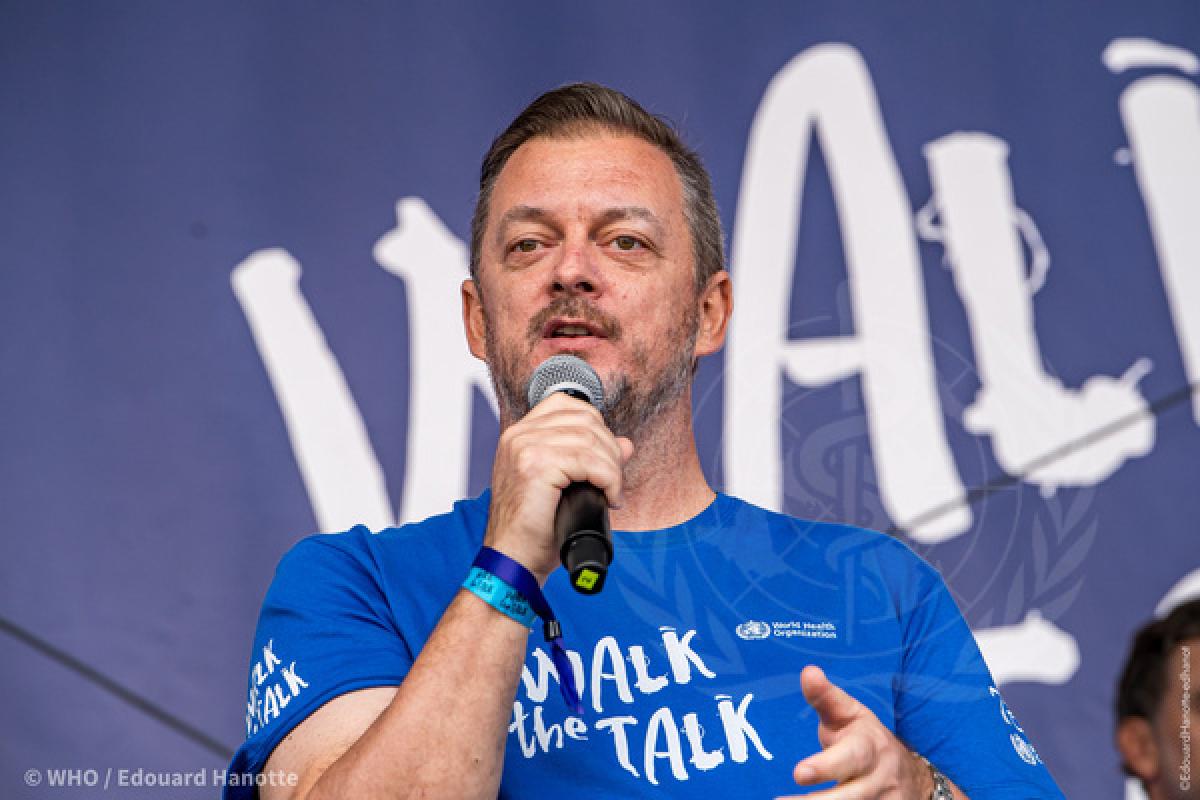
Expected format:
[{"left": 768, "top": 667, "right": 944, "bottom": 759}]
[
  {"left": 267, "top": 395, "right": 632, "bottom": 800},
  {"left": 483, "top": 392, "right": 634, "bottom": 585}
]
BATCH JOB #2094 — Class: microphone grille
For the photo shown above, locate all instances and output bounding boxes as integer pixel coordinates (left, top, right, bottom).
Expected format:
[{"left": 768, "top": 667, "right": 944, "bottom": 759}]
[{"left": 527, "top": 355, "right": 605, "bottom": 410}]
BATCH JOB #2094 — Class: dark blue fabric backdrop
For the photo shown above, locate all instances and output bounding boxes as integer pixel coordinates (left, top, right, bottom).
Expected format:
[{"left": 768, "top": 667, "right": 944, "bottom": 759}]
[{"left": 3, "top": 3, "right": 1199, "bottom": 798}]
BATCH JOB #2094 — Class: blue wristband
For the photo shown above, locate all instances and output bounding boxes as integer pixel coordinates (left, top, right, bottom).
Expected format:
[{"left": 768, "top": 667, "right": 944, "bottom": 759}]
[
  {"left": 473, "top": 547, "right": 584, "bottom": 715},
  {"left": 462, "top": 566, "right": 539, "bottom": 628}
]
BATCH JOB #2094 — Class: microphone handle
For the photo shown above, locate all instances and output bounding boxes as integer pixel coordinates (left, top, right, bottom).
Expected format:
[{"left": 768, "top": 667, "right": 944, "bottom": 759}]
[{"left": 555, "top": 482, "right": 613, "bottom": 595}]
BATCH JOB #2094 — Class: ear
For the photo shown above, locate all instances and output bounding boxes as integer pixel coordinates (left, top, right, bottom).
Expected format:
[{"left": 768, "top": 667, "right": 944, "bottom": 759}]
[
  {"left": 461, "top": 279, "right": 488, "bottom": 361},
  {"left": 693, "top": 269, "right": 733, "bottom": 360},
  {"left": 1116, "top": 716, "right": 1160, "bottom": 786}
]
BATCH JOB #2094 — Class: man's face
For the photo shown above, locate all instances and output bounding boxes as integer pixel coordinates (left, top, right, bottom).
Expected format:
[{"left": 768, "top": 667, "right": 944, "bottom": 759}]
[{"left": 463, "top": 132, "right": 707, "bottom": 437}]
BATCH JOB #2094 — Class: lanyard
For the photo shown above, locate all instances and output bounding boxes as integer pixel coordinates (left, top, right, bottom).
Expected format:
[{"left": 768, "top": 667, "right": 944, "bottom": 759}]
[{"left": 473, "top": 546, "right": 583, "bottom": 715}]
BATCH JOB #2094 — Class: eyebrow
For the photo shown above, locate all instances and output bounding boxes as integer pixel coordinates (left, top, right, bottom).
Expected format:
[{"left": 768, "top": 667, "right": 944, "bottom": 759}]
[
  {"left": 494, "top": 206, "right": 558, "bottom": 244},
  {"left": 595, "top": 206, "right": 666, "bottom": 239},
  {"left": 493, "top": 204, "right": 666, "bottom": 244}
]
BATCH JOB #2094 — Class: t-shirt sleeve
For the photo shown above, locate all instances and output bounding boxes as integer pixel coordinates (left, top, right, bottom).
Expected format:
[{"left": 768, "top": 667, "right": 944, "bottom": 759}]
[
  {"left": 892, "top": 560, "right": 1066, "bottom": 799},
  {"left": 223, "top": 528, "right": 412, "bottom": 800}
]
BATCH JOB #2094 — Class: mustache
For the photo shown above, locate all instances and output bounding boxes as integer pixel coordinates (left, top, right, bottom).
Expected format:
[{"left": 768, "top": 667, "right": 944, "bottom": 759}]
[{"left": 525, "top": 298, "right": 623, "bottom": 342}]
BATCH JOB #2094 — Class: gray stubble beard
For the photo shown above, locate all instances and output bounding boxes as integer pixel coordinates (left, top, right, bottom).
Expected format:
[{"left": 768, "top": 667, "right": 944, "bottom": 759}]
[{"left": 484, "top": 305, "right": 699, "bottom": 442}]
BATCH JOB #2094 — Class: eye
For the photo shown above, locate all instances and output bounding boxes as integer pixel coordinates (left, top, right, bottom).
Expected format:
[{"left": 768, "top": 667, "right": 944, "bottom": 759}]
[
  {"left": 611, "top": 235, "right": 643, "bottom": 251},
  {"left": 512, "top": 239, "right": 540, "bottom": 253}
]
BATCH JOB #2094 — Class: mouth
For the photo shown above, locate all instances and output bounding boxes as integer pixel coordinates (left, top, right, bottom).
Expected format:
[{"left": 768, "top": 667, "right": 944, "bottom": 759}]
[{"left": 542, "top": 317, "right": 608, "bottom": 340}]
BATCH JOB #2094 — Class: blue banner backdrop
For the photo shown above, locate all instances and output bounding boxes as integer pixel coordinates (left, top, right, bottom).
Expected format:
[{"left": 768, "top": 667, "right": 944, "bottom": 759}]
[{"left": 2, "top": 3, "right": 1198, "bottom": 798}]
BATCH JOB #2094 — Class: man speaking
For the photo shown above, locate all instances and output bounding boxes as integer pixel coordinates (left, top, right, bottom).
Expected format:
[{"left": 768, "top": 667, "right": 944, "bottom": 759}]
[{"left": 226, "top": 83, "right": 1065, "bottom": 799}]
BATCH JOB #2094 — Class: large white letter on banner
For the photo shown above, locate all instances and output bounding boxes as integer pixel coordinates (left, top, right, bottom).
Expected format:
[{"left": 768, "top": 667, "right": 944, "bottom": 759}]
[
  {"left": 727, "top": 44, "right": 968, "bottom": 543},
  {"left": 374, "top": 198, "right": 498, "bottom": 524},
  {"left": 232, "top": 249, "right": 394, "bottom": 532},
  {"left": 1120, "top": 70, "right": 1200, "bottom": 425},
  {"left": 923, "top": 134, "right": 1153, "bottom": 495}
]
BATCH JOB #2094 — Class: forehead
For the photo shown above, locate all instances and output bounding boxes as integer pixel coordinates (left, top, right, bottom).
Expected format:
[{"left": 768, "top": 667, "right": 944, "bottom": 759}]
[
  {"left": 1155, "top": 636, "right": 1200, "bottom": 719},
  {"left": 1166, "top": 636, "right": 1200, "bottom": 674},
  {"left": 488, "top": 132, "right": 685, "bottom": 227}
]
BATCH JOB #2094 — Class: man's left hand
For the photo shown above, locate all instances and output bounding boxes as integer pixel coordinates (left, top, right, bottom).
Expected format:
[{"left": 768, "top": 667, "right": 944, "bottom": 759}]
[{"left": 778, "top": 665, "right": 936, "bottom": 799}]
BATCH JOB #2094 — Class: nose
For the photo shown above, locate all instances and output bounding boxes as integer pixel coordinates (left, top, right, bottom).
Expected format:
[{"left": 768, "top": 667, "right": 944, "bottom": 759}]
[{"left": 550, "top": 238, "right": 602, "bottom": 296}]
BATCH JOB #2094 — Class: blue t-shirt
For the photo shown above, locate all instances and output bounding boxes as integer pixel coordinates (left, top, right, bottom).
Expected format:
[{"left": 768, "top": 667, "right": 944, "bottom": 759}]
[{"left": 226, "top": 491, "right": 1064, "bottom": 798}]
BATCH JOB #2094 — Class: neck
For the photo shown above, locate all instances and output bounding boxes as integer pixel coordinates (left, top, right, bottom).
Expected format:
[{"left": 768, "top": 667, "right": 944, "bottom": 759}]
[{"left": 608, "top": 392, "right": 715, "bottom": 532}]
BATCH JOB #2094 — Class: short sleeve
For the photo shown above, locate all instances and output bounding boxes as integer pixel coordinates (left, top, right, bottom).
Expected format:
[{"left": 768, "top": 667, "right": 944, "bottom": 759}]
[
  {"left": 223, "top": 528, "right": 412, "bottom": 799},
  {"left": 893, "top": 563, "right": 1066, "bottom": 799}
]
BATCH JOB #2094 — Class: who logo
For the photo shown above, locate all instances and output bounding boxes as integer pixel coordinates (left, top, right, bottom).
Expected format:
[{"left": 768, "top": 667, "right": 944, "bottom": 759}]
[{"left": 735, "top": 621, "right": 772, "bottom": 641}]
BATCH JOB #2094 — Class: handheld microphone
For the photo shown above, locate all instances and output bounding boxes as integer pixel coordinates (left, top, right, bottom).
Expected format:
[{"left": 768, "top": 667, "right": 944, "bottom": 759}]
[{"left": 527, "top": 354, "right": 614, "bottom": 595}]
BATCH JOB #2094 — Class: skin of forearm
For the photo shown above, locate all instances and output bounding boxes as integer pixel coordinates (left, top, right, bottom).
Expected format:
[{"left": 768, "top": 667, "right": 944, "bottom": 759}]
[{"left": 305, "top": 589, "right": 531, "bottom": 800}]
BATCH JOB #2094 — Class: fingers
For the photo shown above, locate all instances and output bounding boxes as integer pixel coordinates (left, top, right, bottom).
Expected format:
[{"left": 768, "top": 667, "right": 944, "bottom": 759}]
[
  {"left": 519, "top": 441, "right": 627, "bottom": 508},
  {"left": 789, "top": 668, "right": 924, "bottom": 800},
  {"left": 783, "top": 747, "right": 912, "bottom": 800},
  {"left": 775, "top": 780, "right": 874, "bottom": 800},
  {"left": 524, "top": 390, "right": 606, "bottom": 423},
  {"left": 792, "top": 735, "right": 871, "bottom": 787},
  {"left": 801, "top": 665, "right": 863, "bottom": 729},
  {"left": 519, "top": 394, "right": 630, "bottom": 504},
  {"left": 507, "top": 430, "right": 623, "bottom": 505},
  {"left": 486, "top": 391, "right": 632, "bottom": 580},
  {"left": 616, "top": 436, "right": 635, "bottom": 465},
  {"left": 513, "top": 423, "right": 622, "bottom": 469}
]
